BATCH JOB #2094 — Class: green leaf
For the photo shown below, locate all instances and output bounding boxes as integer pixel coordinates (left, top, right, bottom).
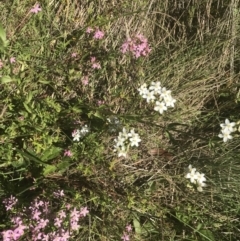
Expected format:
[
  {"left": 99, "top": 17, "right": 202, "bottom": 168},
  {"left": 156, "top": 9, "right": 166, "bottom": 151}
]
[
  {"left": 16, "top": 149, "right": 46, "bottom": 165},
  {"left": 199, "top": 229, "right": 215, "bottom": 241},
  {"left": 133, "top": 217, "right": 141, "bottom": 235},
  {"left": 25, "top": 92, "right": 33, "bottom": 104},
  {"left": 93, "top": 110, "right": 105, "bottom": 120},
  {"left": 0, "top": 23, "right": 7, "bottom": 42},
  {"left": 41, "top": 146, "right": 62, "bottom": 162},
  {"left": 1, "top": 76, "right": 14, "bottom": 83},
  {"left": 57, "top": 160, "right": 71, "bottom": 173},
  {"left": 0, "top": 24, "right": 8, "bottom": 51},
  {"left": 23, "top": 102, "right": 32, "bottom": 113},
  {"left": 43, "top": 164, "right": 57, "bottom": 176}
]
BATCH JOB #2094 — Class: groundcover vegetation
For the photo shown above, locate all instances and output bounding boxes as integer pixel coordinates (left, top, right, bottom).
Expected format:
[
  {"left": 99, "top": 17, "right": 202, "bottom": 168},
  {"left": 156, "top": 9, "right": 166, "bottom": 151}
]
[{"left": 0, "top": 0, "right": 240, "bottom": 240}]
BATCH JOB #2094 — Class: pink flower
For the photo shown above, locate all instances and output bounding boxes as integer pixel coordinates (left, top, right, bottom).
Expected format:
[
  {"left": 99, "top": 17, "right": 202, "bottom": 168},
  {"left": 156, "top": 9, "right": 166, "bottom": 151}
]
[
  {"left": 121, "top": 34, "right": 151, "bottom": 58},
  {"left": 70, "top": 207, "right": 80, "bottom": 221},
  {"left": 42, "top": 234, "right": 50, "bottom": 241},
  {"left": 71, "top": 52, "right": 77, "bottom": 58},
  {"left": 66, "top": 203, "right": 71, "bottom": 210},
  {"left": 92, "top": 62, "right": 101, "bottom": 69},
  {"left": 86, "top": 27, "right": 94, "bottom": 33},
  {"left": 61, "top": 231, "right": 70, "bottom": 241},
  {"left": 13, "top": 227, "right": 25, "bottom": 240},
  {"left": 32, "top": 210, "right": 41, "bottom": 220},
  {"left": 70, "top": 221, "right": 80, "bottom": 231},
  {"left": 93, "top": 29, "right": 104, "bottom": 39},
  {"left": 126, "top": 224, "right": 132, "bottom": 232},
  {"left": 2, "top": 230, "right": 14, "bottom": 240},
  {"left": 90, "top": 57, "right": 101, "bottom": 69},
  {"left": 30, "top": 4, "right": 42, "bottom": 13},
  {"left": 64, "top": 150, "right": 72, "bottom": 157},
  {"left": 82, "top": 76, "right": 89, "bottom": 85},
  {"left": 121, "top": 233, "right": 130, "bottom": 241},
  {"left": 97, "top": 100, "right": 105, "bottom": 106},
  {"left": 10, "top": 57, "right": 16, "bottom": 63},
  {"left": 80, "top": 207, "right": 89, "bottom": 217},
  {"left": 54, "top": 217, "right": 62, "bottom": 227},
  {"left": 3, "top": 195, "right": 18, "bottom": 211},
  {"left": 58, "top": 210, "right": 66, "bottom": 219},
  {"left": 90, "top": 57, "right": 96, "bottom": 63}
]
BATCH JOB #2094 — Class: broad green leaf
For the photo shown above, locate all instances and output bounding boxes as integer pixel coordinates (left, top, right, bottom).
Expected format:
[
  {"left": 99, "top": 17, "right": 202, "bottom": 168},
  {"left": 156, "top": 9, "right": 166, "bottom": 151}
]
[
  {"left": 0, "top": 24, "right": 7, "bottom": 42},
  {"left": 16, "top": 149, "right": 46, "bottom": 165},
  {"left": 57, "top": 160, "right": 71, "bottom": 173},
  {"left": 93, "top": 110, "right": 105, "bottom": 120},
  {"left": 0, "top": 24, "right": 8, "bottom": 51},
  {"left": 133, "top": 218, "right": 141, "bottom": 235},
  {"left": 43, "top": 164, "right": 57, "bottom": 176},
  {"left": 1, "top": 76, "right": 14, "bottom": 83},
  {"left": 41, "top": 146, "right": 62, "bottom": 162}
]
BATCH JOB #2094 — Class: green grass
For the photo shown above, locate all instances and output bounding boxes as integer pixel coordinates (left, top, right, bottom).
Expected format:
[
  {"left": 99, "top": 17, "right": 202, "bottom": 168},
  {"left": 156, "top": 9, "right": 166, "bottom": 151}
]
[{"left": 1, "top": 0, "right": 240, "bottom": 240}]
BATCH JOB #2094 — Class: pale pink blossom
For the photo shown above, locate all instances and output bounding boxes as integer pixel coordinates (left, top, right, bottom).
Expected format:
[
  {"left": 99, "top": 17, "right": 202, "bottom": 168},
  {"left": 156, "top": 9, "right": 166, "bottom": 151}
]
[
  {"left": 86, "top": 27, "right": 94, "bottom": 33},
  {"left": 10, "top": 57, "right": 16, "bottom": 63},
  {"left": 93, "top": 29, "right": 104, "bottom": 39},
  {"left": 64, "top": 150, "right": 72, "bottom": 157},
  {"left": 121, "top": 232, "right": 130, "bottom": 241},
  {"left": 97, "top": 100, "right": 105, "bottom": 105},
  {"left": 71, "top": 52, "right": 77, "bottom": 58},
  {"left": 30, "top": 4, "right": 41, "bottom": 13},
  {"left": 82, "top": 76, "right": 89, "bottom": 85},
  {"left": 80, "top": 207, "right": 89, "bottom": 217}
]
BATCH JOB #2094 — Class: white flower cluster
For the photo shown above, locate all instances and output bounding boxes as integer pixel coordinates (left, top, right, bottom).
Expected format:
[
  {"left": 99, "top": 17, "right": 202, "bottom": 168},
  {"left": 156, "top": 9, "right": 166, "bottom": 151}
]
[
  {"left": 185, "top": 165, "right": 206, "bottom": 192},
  {"left": 114, "top": 127, "right": 141, "bottom": 158},
  {"left": 218, "top": 119, "right": 236, "bottom": 142},
  {"left": 72, "top": 125, "right": 90, "bottom": 141},
  {"left": 138, "top": 81, "right": 176, "bottom": 114}
]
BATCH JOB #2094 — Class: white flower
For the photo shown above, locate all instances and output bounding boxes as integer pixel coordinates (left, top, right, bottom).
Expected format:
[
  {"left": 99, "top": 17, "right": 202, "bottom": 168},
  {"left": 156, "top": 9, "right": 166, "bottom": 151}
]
[
  {"left": 129, "top": 133, "right": 141, "bottom": 147},
  {"left": 118, "top": 146, "right": 128, "bottom": 158},
  {"left": 195, "top": 172, "right": 206, "bottom": 184},
  {"left": 138, "top": 84, "right": 148, "bottom": 96},
  {"left": 218, "top": 129, "right": 233, "bottom": 142},
  {"left": 154, "top": 101, "right": 167, "bottom": 114},
  {"left": 185, "top": 169, "right": 198, "bottom": 183},
  {"left": 72, "top": 125, "right": 90, "bottom": 141},
  {"left": 119, "top": 127, "right": 129, "bottom": 140},
  {"left": 186, "top": 165, "right": 206, "bottom": 191},
  {"left": 114, "top": 137, "right": 125, "bottom": 147},
  {"left": 160, "top": 87, "right": 171, "bottom": 99},
  {"left": 72, "top": 129, "right": 81, "bottom": 141},
  {"left": 187, "top": 165, "right": 196, "bottom": 172},
  {"left": 164, "top": 95, "right": 176, "bottom": 108},
  {"left": 149, "top": 81, "right": 161, "bottom": 95},
  {"left": 220, "top": 119, "right": 235, "bottom": 133},
  {"left": 80, "top": 125, "right": 90, "bottom": 136},
  {"left": 143, "top": 90, "right": 156, "bottom": 103}
]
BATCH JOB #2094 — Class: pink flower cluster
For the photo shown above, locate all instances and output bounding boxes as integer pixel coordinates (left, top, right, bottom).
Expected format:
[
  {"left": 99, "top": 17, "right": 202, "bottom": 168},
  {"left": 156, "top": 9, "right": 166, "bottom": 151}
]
[
  {"left": 86, "top": 27, "right": 105, "bottom": 40},
  {"left": 121, "top": 34, "right": 151, "bottom": 58},
  {"left": 90, "top": 56, "right": 101, "bottom": 69},
  {"left": 2, "top": 217, "right": 27, "bottom": 241},
  {"left": 121, "top": 224, "right": 132, "bottom": 241},
  {"left": 1, "top": 193, "right": 89, "bottom": 241},
  {"left": 2, "top": 195, "right": 18, "bottom": 211}
]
